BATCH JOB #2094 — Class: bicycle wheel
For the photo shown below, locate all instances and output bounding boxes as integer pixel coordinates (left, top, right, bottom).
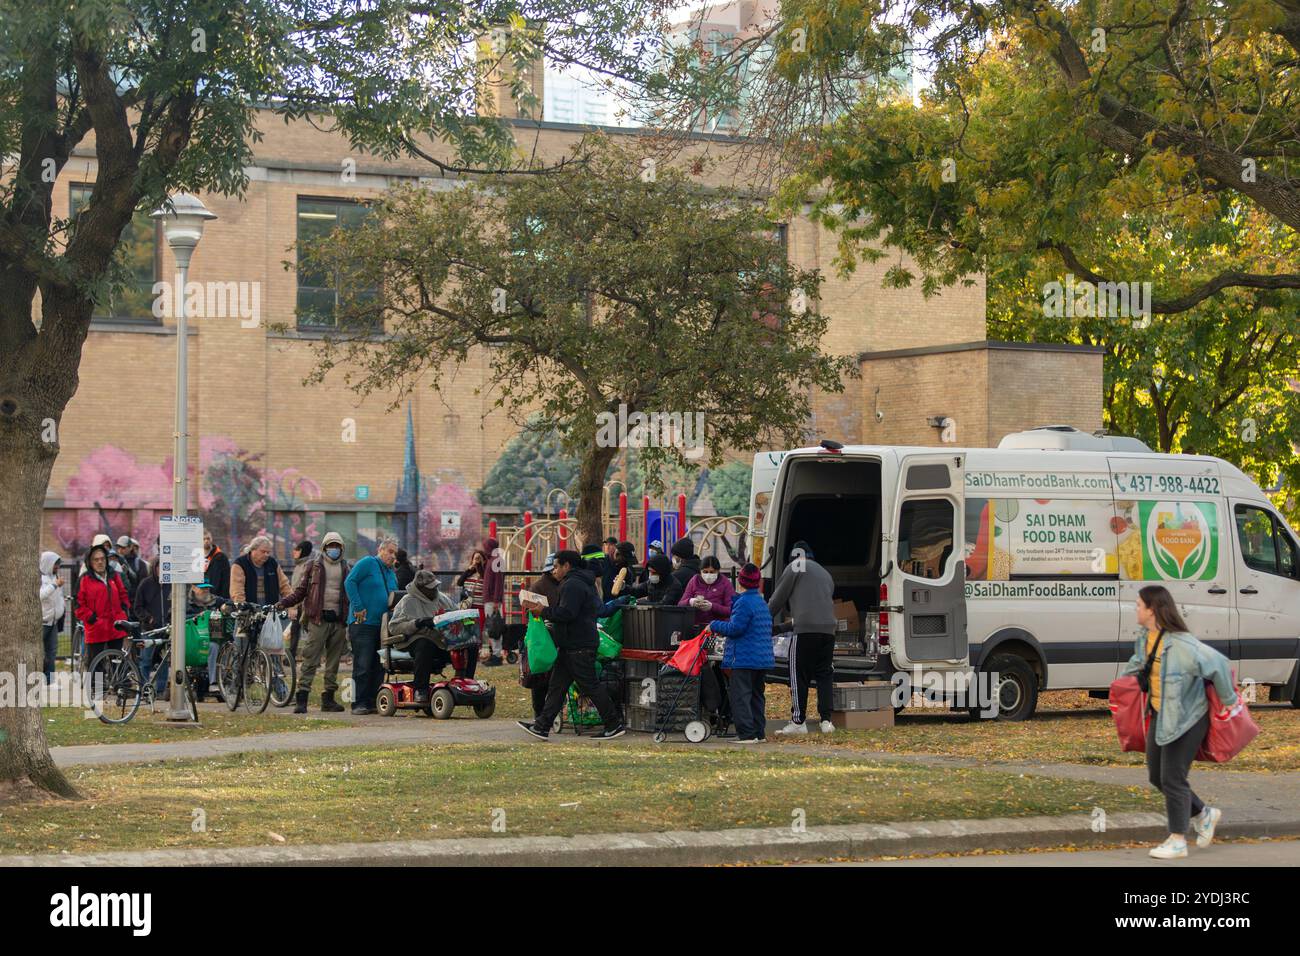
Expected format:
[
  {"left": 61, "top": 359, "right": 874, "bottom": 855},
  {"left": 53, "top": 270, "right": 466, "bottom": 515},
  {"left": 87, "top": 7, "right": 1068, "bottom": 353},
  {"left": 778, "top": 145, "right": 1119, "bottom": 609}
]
[
  {"left": 217, "top": 641, "right": 242, "bottom": 711},
  {"left": 269, "top": 651, "right": 296, "bottom": 707},
  {"left": 242, "top": 649, "right": 272, "bottom": 714},
  {"left": 185, "top": 673, "right": 200, "bottom": 722},
  {"left": 86, "top": 648, "right": 143, "bottom": 724}
]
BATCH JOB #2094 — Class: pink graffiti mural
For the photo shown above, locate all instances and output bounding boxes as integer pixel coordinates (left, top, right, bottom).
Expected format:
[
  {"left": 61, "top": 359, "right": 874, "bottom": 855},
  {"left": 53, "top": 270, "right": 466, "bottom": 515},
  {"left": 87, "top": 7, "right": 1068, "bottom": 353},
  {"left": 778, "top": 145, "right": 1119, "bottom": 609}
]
[
  {"left": 49, "top": 439, "right": 326, "bottom": 560},
  {"left": 419, "top": 478, "right": 482, "bottom": 570}
]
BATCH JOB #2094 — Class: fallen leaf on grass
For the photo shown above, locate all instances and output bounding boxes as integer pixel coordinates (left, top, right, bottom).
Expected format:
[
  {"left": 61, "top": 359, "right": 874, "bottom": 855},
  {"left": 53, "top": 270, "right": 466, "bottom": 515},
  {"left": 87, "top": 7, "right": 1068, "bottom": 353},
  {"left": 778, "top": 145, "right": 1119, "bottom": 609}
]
[{"left": 267, "top": 831, "right": 286, "bottom": 843}]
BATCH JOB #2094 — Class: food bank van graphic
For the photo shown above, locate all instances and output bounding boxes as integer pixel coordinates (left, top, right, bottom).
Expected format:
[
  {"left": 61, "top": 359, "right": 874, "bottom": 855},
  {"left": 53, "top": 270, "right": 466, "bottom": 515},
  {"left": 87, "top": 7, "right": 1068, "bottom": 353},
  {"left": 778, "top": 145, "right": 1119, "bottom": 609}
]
[{"left": 751, "top": 426, "right": 1300, "bottom": 720}]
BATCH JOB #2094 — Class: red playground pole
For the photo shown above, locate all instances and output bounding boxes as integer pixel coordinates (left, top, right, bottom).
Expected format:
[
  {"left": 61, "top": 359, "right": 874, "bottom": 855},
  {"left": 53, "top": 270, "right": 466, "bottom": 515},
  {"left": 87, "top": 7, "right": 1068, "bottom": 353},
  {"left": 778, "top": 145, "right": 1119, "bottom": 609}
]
[
  {"left": 558, "top": 508, "right": 568, "bottom": 551},
  {"left": 678, "top": 493, "right": 687, "bottom": 541},
  {"left": 488, "top": 518, "right": 497, "bottom": 540},
  {"left": 618, "top": 492, "right": 628, "bottom": 543},
  {"left": 523, "top": 511, "right": 533, "bottom": 572}
]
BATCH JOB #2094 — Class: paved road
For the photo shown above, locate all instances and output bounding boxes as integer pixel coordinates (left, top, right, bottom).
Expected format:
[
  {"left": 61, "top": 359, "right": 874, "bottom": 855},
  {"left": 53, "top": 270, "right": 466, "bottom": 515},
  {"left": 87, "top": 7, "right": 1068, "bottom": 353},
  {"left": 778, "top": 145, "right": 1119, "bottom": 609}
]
[{"left": 826, "top": 838, "right": 1300, "bottom": 866}]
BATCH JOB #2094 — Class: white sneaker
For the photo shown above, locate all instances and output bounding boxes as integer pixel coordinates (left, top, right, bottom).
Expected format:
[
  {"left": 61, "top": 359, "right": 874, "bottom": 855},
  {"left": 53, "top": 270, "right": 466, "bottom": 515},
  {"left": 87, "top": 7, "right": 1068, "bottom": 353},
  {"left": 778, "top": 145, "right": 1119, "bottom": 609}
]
[
  {"left": 819, "top": 720, "right": 836, "bottom": 733},
  {"left": 1194, "top": 807, "right": 1222, "bottom": 848},
  {"left": 776, "top": 721, "right": 808, "bottom": 735},
  {"left": 1149, "top": 836, "right": 1188, "bottom": 860}
]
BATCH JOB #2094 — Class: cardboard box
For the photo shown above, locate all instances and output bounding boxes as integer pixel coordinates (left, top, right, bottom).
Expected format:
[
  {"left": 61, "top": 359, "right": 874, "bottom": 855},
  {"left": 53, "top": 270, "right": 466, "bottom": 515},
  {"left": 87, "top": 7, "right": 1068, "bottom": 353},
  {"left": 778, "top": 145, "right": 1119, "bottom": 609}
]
[
  {"left": 833, "top": 599, "right": 860, "bottom": 636},
  {"left": 830, "top": 707, "right": 894, "bottom": 731}
]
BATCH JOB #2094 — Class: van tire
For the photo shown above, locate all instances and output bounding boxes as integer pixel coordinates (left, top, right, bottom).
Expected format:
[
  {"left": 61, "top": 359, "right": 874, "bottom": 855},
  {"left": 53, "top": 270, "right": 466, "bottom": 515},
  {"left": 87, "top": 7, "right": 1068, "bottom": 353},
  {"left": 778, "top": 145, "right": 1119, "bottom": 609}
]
[{"left": 979, "top": 654, "right": 1038, "bottom": 721}]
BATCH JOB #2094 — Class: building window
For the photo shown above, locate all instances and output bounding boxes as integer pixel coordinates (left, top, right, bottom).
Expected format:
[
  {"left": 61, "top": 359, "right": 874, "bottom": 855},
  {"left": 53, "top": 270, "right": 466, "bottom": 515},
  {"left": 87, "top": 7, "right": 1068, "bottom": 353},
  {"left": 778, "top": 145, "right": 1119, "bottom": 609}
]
[
  {"left": 296, "top": 198, "right": 379, "bottom": 329},
  {"left": 70, "top": 184, "right": 160, "bottom": 322}
]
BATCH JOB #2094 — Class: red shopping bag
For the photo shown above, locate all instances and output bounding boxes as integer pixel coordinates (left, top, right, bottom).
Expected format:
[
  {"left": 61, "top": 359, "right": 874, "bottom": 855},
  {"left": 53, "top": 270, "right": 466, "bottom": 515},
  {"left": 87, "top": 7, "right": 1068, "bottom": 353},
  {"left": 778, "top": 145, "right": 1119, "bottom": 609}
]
[
  {"left": 1195, "top": 683, "right": 1260, "bottom": 763},
  {"left": 665, "top": 630, "right": 709, "bottom": 677},
  {"left": 1108, "top": 675, "right": 1149, "bottom": 752}
]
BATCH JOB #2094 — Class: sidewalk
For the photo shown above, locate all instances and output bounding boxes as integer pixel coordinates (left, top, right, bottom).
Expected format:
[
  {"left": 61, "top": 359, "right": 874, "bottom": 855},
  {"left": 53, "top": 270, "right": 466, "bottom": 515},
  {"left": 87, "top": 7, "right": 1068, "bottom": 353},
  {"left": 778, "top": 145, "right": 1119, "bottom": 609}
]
[{"left": 5, "top": 810, "right": 1298, "bottom": 867}]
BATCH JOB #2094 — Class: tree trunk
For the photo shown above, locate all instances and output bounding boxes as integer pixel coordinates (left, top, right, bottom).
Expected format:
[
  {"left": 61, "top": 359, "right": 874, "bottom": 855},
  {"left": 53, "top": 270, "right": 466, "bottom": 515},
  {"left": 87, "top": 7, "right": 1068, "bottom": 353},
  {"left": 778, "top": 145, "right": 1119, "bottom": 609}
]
[
  {"left": 0, "top": 290, "right": 92, "bottom": 802},
  {"left": 574, "top": 442, "right": 618, "bottom": 552},
  {"left": 0, "top": 404, "right": 79, "bottom": 802}
]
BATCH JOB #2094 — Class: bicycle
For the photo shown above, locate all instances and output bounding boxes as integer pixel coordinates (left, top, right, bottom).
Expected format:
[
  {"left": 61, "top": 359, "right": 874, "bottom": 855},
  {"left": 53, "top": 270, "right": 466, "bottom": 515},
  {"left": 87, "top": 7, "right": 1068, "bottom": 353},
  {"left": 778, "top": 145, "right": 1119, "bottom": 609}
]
[
  {"left": 85, "top": 621, "right": 199, "bottom": 724},
  {"left": 215, "top": 602, "right": 276, "bottom": 714},
  {"left": 268, "top": 643, "right": 297, "bottom": 707}
]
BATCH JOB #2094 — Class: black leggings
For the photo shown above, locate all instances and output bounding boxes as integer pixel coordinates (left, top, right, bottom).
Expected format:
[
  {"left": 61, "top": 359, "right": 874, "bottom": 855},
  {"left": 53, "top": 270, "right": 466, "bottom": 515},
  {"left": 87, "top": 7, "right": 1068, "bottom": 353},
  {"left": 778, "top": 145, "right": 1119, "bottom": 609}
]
[{"left": 1145, "top": 709, "right": 1210, "bottom": 835}]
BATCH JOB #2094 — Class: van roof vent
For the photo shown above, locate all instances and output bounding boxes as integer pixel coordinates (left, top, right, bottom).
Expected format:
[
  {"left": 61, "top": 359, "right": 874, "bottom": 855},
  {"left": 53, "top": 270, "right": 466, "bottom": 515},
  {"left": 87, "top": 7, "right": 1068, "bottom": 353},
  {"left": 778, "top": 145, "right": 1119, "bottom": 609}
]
[{"left": 998, "top": 426, "right": 1152, "bottom": 453}]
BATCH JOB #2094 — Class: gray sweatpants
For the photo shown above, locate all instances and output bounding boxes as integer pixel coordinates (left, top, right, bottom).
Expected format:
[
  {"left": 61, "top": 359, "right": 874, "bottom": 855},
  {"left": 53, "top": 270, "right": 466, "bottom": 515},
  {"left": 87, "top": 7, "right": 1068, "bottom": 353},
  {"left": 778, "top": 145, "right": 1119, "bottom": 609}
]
[{"left": 1145, "top": 709, "right": 1209, "bottom": 834}]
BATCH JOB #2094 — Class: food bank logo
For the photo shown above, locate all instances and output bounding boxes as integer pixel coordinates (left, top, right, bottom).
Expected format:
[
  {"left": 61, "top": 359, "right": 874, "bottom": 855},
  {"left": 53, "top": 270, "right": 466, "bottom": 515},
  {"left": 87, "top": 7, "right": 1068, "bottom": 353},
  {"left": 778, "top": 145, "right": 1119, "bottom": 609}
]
[{"left": 1143, "top": 501, "right": 1215, "bottom": 580}]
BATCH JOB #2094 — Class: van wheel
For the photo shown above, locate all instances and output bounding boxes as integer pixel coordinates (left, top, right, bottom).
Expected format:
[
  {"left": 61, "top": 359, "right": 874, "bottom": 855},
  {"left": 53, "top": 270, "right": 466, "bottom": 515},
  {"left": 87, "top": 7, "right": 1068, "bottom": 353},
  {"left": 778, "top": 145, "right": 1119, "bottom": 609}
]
[{"left": 981, "top": 654, "right": 1038, "bottom": 721}]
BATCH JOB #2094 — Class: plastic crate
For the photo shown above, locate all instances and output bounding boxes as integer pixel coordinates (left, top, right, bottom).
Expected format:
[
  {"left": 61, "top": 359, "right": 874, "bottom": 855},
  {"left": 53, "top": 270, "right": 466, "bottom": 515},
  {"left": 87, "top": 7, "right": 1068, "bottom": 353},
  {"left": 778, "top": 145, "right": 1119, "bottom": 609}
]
[
  {"left": 626, "top": 702, "right": 657, "bottom": 732},
  {"left": 831, "top": 681, "right": 893, "bottom": 712},
  {"left": 620, "top": 656, "right": 663, "bottom": 680},
  {"left": 622, "top": 604, "right": 696, "bottom": 651}
]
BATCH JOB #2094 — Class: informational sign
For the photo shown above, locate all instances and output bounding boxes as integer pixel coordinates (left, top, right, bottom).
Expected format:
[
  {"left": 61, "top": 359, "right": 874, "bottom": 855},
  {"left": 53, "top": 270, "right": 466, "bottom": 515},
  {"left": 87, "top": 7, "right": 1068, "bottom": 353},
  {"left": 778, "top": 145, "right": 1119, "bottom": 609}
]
[
  {"left": 355, "top": 485, "right": 370, "bottom": 501},
  {"left": 966, "top": 497, "right": 1118, "bottom": 580},
  {"left": 158, "top": 516, "right": 205, "bottom": 585},
  {"left": 440, "top": 509, "right": 461, "bottom": 539}
]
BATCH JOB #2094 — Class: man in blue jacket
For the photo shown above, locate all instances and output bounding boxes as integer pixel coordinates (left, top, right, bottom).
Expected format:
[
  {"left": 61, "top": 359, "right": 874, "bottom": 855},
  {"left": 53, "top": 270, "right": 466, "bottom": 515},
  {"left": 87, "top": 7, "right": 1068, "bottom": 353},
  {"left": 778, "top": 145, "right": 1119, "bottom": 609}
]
[
  {"left": 710, "top": 563, "right": 774, "bottom": 742},
  {"left": 344, "top": 536, "right": 398, "bottom": 715}
]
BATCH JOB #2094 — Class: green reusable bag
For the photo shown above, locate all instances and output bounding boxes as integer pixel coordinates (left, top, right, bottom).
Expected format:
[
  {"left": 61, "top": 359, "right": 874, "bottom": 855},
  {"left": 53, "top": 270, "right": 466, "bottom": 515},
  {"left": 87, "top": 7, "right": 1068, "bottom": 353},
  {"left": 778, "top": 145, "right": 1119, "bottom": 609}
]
[
  {"left": 596, "top": 624, "right": 621, "bottom": 662},
  {"left": 184, "top": 611, "right": 212, "bottom": 666},
  {"left": 524, "top": 615, "right": 557, "bottom": 675},
  {"left": 600, "top": 607, "right": 625, "bottom": 645}
]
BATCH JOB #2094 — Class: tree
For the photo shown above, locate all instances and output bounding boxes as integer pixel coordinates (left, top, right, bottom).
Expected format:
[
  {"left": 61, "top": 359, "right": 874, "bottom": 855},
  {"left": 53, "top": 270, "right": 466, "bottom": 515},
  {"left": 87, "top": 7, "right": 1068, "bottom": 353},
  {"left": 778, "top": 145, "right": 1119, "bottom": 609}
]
[
  {"left": 651, "top": 1, "right": 1300, "bottom": 312},
  {"left": 0, "top": 0, "right": 661, "bottom": 800},
  {"left": 300, "top": 134, "right": 855, "bottom": 547},
  {"left": 479, "top": 417, "right": 584, "bottom": 514},
  {"left": 989, "top": 259, "right": 1300, "bottom": 524}
]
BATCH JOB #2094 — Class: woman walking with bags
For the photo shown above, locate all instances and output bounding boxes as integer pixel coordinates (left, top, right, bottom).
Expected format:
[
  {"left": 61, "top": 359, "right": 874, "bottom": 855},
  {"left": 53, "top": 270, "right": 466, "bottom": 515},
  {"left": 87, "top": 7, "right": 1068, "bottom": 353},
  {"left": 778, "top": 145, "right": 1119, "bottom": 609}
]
[{"left": 1120, "top": 584, "right": 1242, "bottom": 859}]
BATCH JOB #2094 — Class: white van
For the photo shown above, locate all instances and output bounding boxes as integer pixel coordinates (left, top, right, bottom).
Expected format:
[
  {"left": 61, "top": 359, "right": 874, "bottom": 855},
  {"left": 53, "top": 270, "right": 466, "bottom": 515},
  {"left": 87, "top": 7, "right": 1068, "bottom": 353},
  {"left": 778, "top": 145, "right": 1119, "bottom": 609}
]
[{"left": 749, "top": 426, "right": 1300, "bottom": 719}]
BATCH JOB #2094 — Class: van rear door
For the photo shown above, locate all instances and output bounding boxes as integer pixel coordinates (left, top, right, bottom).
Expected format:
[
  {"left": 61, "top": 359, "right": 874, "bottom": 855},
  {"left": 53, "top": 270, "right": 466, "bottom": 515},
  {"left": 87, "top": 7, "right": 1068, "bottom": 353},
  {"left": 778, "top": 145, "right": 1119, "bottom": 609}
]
[
  {"left": 891, "top": 453, "right": 968, "bottom": 665},
  {"left": 749, "top": 451, "right": 787, "bottom": 570}
]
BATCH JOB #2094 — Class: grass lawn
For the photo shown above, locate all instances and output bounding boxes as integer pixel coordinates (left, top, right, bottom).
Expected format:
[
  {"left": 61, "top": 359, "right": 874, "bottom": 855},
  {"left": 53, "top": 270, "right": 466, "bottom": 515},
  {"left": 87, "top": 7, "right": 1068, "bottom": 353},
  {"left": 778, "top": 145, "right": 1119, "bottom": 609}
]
[
  {"left": 41, "top": 705, "right": 335, "bottom": 748},
  {"left": 0, "top": 742, "right": 1157, "bottom": 856},
  {"left": 763, "top": 687, "right": 1300, "bottom": 772}
]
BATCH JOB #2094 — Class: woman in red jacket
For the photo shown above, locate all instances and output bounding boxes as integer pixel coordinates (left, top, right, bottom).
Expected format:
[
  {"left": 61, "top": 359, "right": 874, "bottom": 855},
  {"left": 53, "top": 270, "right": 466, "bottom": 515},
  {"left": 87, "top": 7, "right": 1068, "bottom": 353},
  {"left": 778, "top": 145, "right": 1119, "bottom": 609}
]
[{"left": 75, "top": 544, "right": 131, "bottom": 669}]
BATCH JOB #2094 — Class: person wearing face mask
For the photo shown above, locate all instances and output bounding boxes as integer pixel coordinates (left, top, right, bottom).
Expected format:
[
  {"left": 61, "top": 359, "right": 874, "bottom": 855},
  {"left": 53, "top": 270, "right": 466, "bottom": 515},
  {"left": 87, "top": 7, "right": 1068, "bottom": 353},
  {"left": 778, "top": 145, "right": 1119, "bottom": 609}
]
[
  {"left": 677, "top": 555, "right": 734, "bottom": 627},
  {"left": 669, "top": 538, "right": 701, "bottom": 596},
  {"left": 386, "top": 569, "right": 459, "bottom": 704},
  {"left": 614, "top": 552, "right": 682, "bottom": 605},
  {"left": 277, "top": 532, "right": 351, "bottom": 713}
]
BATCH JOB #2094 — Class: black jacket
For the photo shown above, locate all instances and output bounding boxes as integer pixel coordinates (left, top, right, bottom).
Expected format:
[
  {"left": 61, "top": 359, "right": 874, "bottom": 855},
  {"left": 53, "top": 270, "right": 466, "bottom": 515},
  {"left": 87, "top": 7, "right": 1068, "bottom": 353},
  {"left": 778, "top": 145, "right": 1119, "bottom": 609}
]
[
  {"left": 394, "top": 560, "right": 417, "bottom": 591},
  {"left": 671, "top": 556, "right": 701, "bottom": 596},
  {"left": 540, "top": 567, "right": 599, "bottom": 651},
  {"left": 133, "top": 575, "right": 170, "bottom": 630},
  {"left": 205, "top": 548, "right": 231, "bottom": 600},
  {"left": 625, "top": 554, "right": 682, "bottom": 606}
]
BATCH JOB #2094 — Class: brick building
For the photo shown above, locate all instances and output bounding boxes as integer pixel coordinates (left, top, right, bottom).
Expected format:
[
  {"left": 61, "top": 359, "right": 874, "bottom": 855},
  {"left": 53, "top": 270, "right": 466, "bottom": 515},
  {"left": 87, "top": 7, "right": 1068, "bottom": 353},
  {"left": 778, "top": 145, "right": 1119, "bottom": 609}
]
[{"left": 41, "top": 109, "right": 1102, "bottom": 566}]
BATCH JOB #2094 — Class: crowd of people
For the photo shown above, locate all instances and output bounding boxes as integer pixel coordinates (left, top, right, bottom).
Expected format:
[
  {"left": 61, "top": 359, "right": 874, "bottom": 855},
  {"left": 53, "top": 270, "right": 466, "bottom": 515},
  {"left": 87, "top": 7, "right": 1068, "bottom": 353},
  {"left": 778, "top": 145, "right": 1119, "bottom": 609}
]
[{"left": 38, "top": 523, "right": 1243, "bottom": 858}]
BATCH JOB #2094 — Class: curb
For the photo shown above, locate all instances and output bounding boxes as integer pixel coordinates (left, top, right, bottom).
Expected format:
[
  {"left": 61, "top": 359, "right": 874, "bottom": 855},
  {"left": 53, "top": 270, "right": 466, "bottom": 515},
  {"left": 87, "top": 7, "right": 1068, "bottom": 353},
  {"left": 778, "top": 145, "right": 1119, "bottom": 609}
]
[{"left": 6, "top": 813, "right": 1300, "bottom": 867}]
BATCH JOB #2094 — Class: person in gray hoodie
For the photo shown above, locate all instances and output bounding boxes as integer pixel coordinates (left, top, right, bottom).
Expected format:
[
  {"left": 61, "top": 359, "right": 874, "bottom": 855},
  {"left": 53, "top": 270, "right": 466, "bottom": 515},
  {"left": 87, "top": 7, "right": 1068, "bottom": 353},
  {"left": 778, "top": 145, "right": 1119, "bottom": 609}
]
[
  {"left": 386, "top": 569, "right": 458, "bottom": 704},
  {"left": 767, "top": 540, "right": 838, "bottom": 734}
]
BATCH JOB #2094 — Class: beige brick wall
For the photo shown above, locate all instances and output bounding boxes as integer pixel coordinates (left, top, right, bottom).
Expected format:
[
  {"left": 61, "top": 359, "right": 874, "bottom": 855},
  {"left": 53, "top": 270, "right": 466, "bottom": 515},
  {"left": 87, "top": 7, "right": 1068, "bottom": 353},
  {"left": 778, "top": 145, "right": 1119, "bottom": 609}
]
[
  {"left": 857, "top": 344, "right": 1102, "bottom": 449},
  {"left": 42, "top": 110, "right": 1095, "bottom": 558}
]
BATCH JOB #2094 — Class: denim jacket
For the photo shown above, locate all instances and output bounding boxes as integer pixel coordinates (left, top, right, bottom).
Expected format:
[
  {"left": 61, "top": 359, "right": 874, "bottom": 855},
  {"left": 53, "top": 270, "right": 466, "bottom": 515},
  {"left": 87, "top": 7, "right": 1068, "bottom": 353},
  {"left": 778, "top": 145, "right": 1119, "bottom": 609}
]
[{"left": 1120, "top": 629, "right": 1239, "bottom": 746}]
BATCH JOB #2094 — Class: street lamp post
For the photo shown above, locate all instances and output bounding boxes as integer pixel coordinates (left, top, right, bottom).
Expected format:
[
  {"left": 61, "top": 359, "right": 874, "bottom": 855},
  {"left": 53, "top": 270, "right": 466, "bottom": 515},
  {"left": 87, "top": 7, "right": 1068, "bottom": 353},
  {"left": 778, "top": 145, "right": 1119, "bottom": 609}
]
[{"left": 152, "top": 193, "right": 217, "bottom": 721}]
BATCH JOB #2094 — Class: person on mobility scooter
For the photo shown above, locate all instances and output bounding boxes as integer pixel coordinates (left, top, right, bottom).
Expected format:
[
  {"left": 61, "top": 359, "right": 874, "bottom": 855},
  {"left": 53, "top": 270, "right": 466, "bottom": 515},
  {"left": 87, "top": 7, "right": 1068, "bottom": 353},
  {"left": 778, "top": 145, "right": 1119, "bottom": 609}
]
[{"left": 379, "top": 569, "right": 496, "bottom": 719}]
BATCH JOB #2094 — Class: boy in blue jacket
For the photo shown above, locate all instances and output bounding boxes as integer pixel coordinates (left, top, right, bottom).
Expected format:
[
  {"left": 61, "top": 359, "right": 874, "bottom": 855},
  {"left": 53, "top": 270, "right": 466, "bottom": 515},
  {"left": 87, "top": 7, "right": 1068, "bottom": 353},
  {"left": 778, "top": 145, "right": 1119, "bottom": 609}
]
[{"left": 709, "top": 563, "right": 774, "bottom": 742}]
